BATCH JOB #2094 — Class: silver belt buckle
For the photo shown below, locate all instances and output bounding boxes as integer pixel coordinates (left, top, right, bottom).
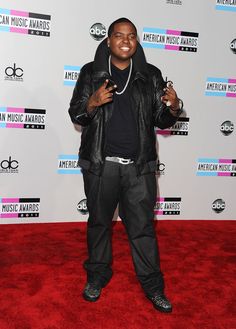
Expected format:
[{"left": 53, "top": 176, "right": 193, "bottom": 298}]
[
  {"left": 105, "top": 156, "right": 133, "bottom": 165},
  {"left": 118, "top": 157, "right": 132, "bottom": 165}
]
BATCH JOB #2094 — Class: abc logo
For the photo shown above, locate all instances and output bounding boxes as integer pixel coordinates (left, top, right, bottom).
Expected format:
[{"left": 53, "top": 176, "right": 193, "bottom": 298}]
[
  {"left": 212, "top": 199, "right": 225, "bottom": 213},
  {"left": 230, "top": 39, "right": 236, "bottom": 54},
  {"left": 220, "top": 120, "right": 234, "bottom": 136},
  {"left": 90, "top": 23, "right": 106, "bottom": 41},
  {"left": 156, "top": 161, "right": 165, "bottom": 175},
  {"left": 77, "top": 199, "right": 88, "bottom": 215}
]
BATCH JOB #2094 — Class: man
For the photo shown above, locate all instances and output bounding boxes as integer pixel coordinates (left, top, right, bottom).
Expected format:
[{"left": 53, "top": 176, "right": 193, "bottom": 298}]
[{"left": 68, "top": 18, "right": 183, "bottom": 313}]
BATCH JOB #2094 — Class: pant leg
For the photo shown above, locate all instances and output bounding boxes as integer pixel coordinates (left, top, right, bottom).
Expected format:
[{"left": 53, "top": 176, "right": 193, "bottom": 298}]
[
  {"left": 119, "top": 164, "right": 164, "bottom": 296},
  {"left": 82, "top": 161, "right": 120, "bottom": 286}
]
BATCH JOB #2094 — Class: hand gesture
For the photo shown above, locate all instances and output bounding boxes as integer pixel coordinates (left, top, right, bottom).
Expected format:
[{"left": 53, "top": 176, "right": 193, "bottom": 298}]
[
  {"left": 87, "top": 80, "right": 117, "bottom": 113},
  {"left": 161, "top": 81, "right": 179, "bottom": 110}
]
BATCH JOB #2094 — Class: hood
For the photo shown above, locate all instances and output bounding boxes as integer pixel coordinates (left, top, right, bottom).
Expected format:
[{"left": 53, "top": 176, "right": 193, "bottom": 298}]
[{"left": 93, "top": 37, "right": 148, "bottom": 78}]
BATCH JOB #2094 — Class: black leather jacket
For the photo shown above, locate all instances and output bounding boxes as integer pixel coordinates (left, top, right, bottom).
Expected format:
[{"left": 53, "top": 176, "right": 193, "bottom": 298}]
[{"left": 68, "top": 39, "right": 180, "bottom": 175}]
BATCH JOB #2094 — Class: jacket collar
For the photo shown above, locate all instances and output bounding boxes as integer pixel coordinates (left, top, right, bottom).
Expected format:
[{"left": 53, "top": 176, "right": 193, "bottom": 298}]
[{"left": 92, "top": 38, "right": 148, "bottom": 81}]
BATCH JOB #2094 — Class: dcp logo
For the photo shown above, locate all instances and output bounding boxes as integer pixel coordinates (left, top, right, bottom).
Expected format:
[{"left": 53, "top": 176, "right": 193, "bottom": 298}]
[
  {"left": 212, "top": 199, "right": 225, "bottom": 213},
  {"left": 77, "top": 199, "right": 88, "bottom": 215},
  {"left": 90, "top": 23, "right": 106, "bottom": 41},
  {"left": 5, "top": 63, "right": 23, "bottom": 78},
  {"left": 0, "top": 156, "right": 19, "bottom": 170},
  {"left": 220, "top": 120, "right": 234, "bottom": 136},
  {"left": 230, "top": 39, "right": 236, "bottom": 54}
]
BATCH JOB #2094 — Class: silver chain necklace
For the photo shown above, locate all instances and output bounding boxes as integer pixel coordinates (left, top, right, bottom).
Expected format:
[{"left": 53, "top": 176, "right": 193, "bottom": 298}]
[{"left": 108, "top": 55, "right": 133, "bottom": 95}]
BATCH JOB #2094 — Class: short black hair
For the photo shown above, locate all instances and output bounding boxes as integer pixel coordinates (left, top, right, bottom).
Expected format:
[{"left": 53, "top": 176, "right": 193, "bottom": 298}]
[{"left": 107, "top": 17, "right": 137, "bottom": 37}]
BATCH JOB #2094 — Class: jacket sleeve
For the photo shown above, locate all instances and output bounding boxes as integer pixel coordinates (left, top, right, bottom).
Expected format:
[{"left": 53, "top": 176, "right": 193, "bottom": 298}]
[
  {"left": 68, "top": 64, "right": 98, "bottom": 126},
  {"left": 152, "top": 67, "right": 182, "bottom": 129}
]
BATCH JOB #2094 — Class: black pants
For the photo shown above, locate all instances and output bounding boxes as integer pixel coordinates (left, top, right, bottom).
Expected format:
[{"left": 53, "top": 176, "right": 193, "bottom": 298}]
[{"left": 83, "top": 160, "right": 164, "bottom": 296}]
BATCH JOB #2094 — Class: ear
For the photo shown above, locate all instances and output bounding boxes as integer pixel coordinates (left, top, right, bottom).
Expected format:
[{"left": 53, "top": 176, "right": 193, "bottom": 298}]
[{"left": 107, "top": 38, "right": 110, "bottom": 47}]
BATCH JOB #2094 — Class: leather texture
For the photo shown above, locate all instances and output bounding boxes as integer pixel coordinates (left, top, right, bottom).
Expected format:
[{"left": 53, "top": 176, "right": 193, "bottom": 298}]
[
  {"left": 83, "top": 282, "right": 102, "bottom": 302},
  {"left": 147, "top": 294, "right": 172, "bottom": 313}
]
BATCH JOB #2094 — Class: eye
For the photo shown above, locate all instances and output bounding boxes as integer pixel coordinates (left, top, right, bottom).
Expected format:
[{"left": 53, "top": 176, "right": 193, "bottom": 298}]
[
  {"left": 129, "top": 34, "right": 136, "bottom": 40},
  {"left": 114, "top": 33, "right": 123, "bottom": 38}
]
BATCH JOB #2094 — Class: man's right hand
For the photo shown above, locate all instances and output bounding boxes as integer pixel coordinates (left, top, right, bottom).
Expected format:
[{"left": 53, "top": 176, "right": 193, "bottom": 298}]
[{"left": 87, "top": 79, "right": 117, "bottom": 114}]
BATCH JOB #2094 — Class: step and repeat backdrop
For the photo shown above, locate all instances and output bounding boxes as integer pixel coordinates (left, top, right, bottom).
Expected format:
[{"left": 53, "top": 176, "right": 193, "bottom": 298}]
[{"left": 0, "top": 0, "right": 235, "bottom": 223}]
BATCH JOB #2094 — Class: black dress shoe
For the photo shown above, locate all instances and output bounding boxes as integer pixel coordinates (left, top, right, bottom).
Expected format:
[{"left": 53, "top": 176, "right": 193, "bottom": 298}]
[
  {"left": 83, "top": 282, "right": 102, "bottom": 302},
  {"left": 147, "top": 294, "right": 172, "bottom": 313}
]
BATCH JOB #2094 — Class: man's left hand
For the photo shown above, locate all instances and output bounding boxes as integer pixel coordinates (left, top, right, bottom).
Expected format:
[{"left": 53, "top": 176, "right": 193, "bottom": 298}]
[{"left": 161, "top": 84, "right": 180, "bottom": 114}]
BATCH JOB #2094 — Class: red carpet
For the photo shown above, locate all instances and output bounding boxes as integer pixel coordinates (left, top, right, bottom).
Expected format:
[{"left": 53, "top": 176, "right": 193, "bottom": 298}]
[{"left": 0, "top": 220, "right": 235, "bottom": 329}]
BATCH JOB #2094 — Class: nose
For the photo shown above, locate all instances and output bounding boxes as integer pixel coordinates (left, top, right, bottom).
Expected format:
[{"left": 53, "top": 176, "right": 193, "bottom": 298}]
[{"left": 122, "top": 35, "right": 129, "bottom": 43}]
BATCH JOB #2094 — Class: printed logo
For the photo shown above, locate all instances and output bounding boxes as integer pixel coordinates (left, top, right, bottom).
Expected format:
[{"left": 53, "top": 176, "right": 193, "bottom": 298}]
[
  {"left": 215, "top": 0, "right": 236, "bottom": 12},
  {"left": 166, "top": 0, "right": 182, "bottom": 4},
  {"left": 89, "top": 23, "right": 106, "bottom": 41},
  {"left": 156, "top": 117, "right": 189, "bottom": 135},
  {"left": 57, "top": 155, "right": 81, "bottom": 174},
  {"left": 4, "top": 63, "right": 23, "bottom": 82},
  {"left": 197, "top": 158, "right": 236, "bottom": 176},
  {"left": 0, "top": 156, "right": 19, "bottom": 174},
  {"left": 212, "top": 199, "right": 225, "bottom": 213},
  {"left": 230, "top": 39, "right": 236, "bottom": 54},
  {"left": 156, "top": 161, "right": 166, "bottom": 176},
  {"left": 77, "top": 199, "right": 88, "bottom": 215},
  {"left": 205, "top": 77, "right": 236, "bottom": 98},
  {"left": 0, "top": 198, "right": 40, "bottom": 218},
  {"left": 154, "top": 197, "right": 181, "bottom": 215},
  {"left": 64, "top": 65, "right": 80, "bottom": 86},
  {"left": 220, "top": 120, "right": 234, "bottom": 135},
  {"left": 142, "top": 27, "right": 199, "bottom": 52},
  {"left": 0, "top": 8, "right": 51, "bottom": 37},
  {"left": 166, "top": 0, "right": 182, "bottom": 5},
  {"left": 0, "top": 107, "right": 46, "bottom": 129}
]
